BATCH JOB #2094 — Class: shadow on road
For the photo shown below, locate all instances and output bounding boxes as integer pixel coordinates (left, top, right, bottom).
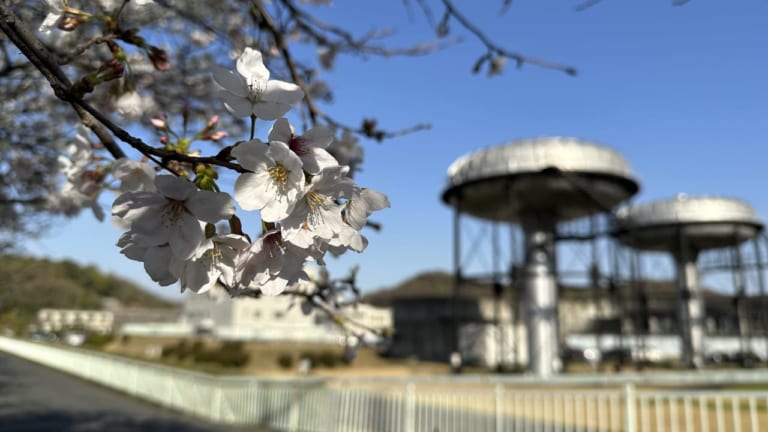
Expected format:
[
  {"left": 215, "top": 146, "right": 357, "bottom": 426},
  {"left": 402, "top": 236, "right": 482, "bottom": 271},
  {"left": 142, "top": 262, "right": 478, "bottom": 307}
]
[{"left": 1, "top": 409, "right": 229, "bottom": 432}]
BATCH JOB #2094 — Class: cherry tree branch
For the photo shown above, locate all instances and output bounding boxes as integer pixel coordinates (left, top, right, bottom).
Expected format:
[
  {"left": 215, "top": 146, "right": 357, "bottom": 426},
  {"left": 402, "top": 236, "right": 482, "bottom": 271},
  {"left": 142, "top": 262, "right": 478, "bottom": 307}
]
[
  {"left": 439, "top": 0, "right": 577, "bottom": 76},
  {"left": 0, "top": 4, "right": 249, "bottom": 174},
  {"left": 0, "top": 197, "right": 46, "bottom": 206},
  {"left": 231, "top": 286, "right": 385, "bottom": 342},
  {"left": 573, "top": 0, "right": 602, "bottom": 12},
  {"left": 279, "top": 0, "right": 451, "bottom": 57},
  {"left": 575, "top": 0, "right": 692, "bottom": 11},
  {"left": 252, "top": 0, "right": 431, "bottom": 140},
  {"left": 0, "top": 5, "right": 127, "bottom": 159},
  {"left": 57, "top": 34, "right": 117, "bottom": 65}
]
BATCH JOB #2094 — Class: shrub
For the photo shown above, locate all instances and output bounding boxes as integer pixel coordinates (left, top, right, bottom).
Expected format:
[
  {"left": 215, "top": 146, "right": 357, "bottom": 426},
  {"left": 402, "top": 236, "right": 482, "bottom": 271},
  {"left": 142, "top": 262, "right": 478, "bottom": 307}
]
[
  {"left": 161, "top": 339, "right": 195, "bottom": 360},
  {"left": 319, "top": 350, "right": 340, "bottom": 368},
  {"left": 84, "top": 333, "right": 113, "bottom": 348},
  {"left": 193, "top": 342, "right": 250, "bottom": 368},
  {"left": 276, "top": 353, "right": 294, "bottom": 369}
]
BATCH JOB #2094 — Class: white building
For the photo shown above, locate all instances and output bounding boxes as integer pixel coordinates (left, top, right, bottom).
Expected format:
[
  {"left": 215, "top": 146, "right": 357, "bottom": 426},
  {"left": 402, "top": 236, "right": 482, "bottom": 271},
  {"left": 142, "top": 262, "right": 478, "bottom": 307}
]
[
  {"left": 37, "top": 309, "right": 114, "bottom": 334},
  {"left": 182, "top": 287, "right": 392, "bottom": 344},
  {"left": 37, "top": 301, "right": 179, "bottom": 335}
]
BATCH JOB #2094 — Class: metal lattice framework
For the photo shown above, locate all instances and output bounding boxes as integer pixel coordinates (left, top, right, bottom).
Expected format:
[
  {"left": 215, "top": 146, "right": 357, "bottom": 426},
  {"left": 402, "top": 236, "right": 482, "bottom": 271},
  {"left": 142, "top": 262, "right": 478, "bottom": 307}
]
[{"left": 443, "top": 139, "right": 768, "bottom": 375}]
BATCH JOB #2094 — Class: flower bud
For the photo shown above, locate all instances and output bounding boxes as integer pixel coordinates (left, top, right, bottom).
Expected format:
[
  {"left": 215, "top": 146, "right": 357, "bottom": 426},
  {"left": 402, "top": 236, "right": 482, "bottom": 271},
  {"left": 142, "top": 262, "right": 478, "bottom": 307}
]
[
  {"left": 72, "top": 75, "right": 96, "bottom": 96},
  {"left": 150, "top": 114, "right": 168, "bottom": 131},
  {"left": 148, "top": 46, "right": 171, "bottom": 71},
  {"left": 205, "top": 115, "right": 219, "bottom": 131},
  {"left": 97, "top": 59, "right": 125, "bottom": 82},
  {"left": 488, "top": 56, "right": 506, "bottom": 77},
  {"left": 107, "top": 41, "right": 127, "bottom": 62},
  {"left": 58, "top": 16, "right": 87, "bottom": 32},
  {"left": 203, "top": 131, "right": 228, "bottom": 142}
]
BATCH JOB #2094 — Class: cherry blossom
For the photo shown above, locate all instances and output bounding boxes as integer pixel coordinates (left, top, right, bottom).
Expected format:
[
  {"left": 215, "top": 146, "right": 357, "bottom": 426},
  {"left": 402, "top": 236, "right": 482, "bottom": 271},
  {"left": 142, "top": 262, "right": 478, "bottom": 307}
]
[
  {"left": 281, "top": 166, "right": 356, "bottom": 249},
  {"left": 327, "top": 130, "right": 364, "bottom": 172},
  {"left": 47, "top": 183, "right": 105, "bottom": 221},
  {"left": 51, "top": 126, "right": 107, "bottom": 220},
  {"left": 115, "top": 92, "right": 155, "bottom": 120},
  {"left": 268, "top": 118, "right": 337, "bottom": 174},
  {"left": 327, "top": 223, "right": 368, "bottom": 254},
  {"left": 236, "top": 230, "right": 309, "bottom": 296},
  {"left": 170, "top": 234, "right": 250, "bottom": 293},
  {"left": 212, "top": 48, "right": 303, "bottom": 120},
  {"left": 118, "top": 232, "right": 178, "bottom": 286},
  {"left": 112, "top": 175, "right": 235, "bottom": 260},
  {"left": 21, "top": 7, "right": 389, "bottom": 300},
  {"left": 112, "top": 158, "right": 156, "bottom": 193},
  {"left": 344, "top": 188, "right": 391, "bottom": 230},
  {"left": 232, "top": 139, "right": 305, "bottom": 221},
  {"left": 58, "top": 126, "right": 93, "bottom": 181}
]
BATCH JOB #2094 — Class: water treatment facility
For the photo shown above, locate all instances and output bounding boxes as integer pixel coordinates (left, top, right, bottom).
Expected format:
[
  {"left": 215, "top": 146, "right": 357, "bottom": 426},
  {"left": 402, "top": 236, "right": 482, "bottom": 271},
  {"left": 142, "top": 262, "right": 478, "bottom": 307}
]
[{"left": 387, "top": 137, "right": 768, "bottom": 376}]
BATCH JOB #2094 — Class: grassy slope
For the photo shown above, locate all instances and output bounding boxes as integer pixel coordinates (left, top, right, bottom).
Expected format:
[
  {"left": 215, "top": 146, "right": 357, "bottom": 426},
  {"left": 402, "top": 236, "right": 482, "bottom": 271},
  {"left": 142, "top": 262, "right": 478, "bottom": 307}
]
[{"left": 0, "top": 255, "right": 174, "bottom": 329}]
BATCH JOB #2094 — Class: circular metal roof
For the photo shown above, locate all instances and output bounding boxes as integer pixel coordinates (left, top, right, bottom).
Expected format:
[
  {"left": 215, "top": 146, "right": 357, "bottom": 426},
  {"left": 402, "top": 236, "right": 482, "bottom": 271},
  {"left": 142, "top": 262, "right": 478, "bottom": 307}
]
[
  {"left": 442, "top": 137, "right": 639, "bottom": 222},
  {"left": 445, "top": 137, "right": 636, "bottom": 188},
  {"left": 616, "top": 195, "right": 764, "bottom": 252}
]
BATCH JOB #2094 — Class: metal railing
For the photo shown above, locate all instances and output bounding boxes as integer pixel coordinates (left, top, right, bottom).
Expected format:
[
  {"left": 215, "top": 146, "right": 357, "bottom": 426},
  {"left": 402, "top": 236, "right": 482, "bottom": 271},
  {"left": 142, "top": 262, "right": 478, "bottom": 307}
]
[{"left": 2, "top": 336, "right": 768, "bottom": 431}]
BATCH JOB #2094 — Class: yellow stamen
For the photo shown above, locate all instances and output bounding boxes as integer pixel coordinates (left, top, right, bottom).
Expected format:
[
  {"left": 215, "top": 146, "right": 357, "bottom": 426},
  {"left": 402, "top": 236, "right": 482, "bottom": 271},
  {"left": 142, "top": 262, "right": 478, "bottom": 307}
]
[
  {"left": 307, "top": 191, "right": 324, "bottom": 208},
  {"left": 268, "top": 164, "right": 288, "bottom": 193}
]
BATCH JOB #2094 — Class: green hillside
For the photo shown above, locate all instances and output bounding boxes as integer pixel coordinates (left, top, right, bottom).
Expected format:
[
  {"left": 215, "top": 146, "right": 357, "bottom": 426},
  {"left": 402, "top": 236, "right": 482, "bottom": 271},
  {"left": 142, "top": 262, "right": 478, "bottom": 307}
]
[
  {"left": 0, "top": 255, "right": 174, "bottom": 330},
  {"left": 363, "top": 271, "right": 493, "bottom": 307},
  {"left": 362, "top": 270, "right": 739, "bottom": 310}
]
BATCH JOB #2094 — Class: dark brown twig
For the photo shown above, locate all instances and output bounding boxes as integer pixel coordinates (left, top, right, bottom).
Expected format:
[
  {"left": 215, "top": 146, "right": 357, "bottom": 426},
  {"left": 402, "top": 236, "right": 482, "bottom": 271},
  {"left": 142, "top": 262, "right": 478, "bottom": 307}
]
[{"left": 440, "top": 0, "right": 577, "bottom": 76}]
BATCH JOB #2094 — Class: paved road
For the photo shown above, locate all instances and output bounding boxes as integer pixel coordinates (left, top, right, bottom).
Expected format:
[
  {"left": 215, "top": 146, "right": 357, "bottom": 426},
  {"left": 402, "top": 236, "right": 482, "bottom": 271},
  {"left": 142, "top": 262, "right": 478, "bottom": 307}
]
[{"left": 0, "top": 351, "right": 264, "bottom": 432}]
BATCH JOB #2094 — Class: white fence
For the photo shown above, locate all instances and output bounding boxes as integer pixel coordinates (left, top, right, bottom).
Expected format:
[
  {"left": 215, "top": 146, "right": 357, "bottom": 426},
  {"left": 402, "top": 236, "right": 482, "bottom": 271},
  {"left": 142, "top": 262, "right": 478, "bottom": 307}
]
[{"left": 2, "top": 336, "right": 768, "bottom": 431}]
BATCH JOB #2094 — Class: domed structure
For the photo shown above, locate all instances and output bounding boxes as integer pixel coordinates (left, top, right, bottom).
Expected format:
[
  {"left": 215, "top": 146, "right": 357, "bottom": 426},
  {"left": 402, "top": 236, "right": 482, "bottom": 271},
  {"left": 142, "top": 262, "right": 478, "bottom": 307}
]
[
  {"left": 615, "top": 195, "right": 763, "bottom": 252},
  {"left": 443, "top": 137, "right": 639, "bottom": 376},
  {"left": 442, "top": 137, "right": 639, "bottom": 222},
  {"left": 615, "top": 195, "right": 764, "bottom": 369}
]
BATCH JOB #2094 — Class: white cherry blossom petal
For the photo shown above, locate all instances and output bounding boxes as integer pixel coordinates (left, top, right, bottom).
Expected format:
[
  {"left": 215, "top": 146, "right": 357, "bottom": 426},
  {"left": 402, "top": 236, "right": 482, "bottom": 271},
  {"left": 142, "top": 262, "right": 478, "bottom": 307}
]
[
  {"left": 168, "top": 215, "right": 205, "bottom": 260},
  {"left": 234, "top": 171, "right": 272, "bottom": 211},
  {"left": 303, "top": 125, "right": 334, "bottom": 148},
  {"left": 346, "top": 188, "right": 391, "bottom": 230},
  {"left": 251, "top": 101, "right": 294, "bottom": 121},
  {"left": 231, "top": 139, "right": 269, "bottom": 172},
  {"left": 220, "top": 90, "right": 255, "bottom": 117},
  {"left": 268, "top": 118, "right": 294, "bottom": 143},
  {"left": 155, "top": 175, "right": 196, "bottom": 201},
  {"left": 306, "top": 148, "right": 338, "bottom": 174},
  {"left": 186, "top": 190, "right": 235, "bottom": 223},
  {"left": 236, "top": 47, "right": 270, "bottom": 81},
  {"left": 212, "top": 65, "right": 248, "bottom": 97},
  {"left": 264, "top": 80, "right": 304, "bottom": 105},
  {"left": 144, "top": 246, "right": 178, "bottom": 286}
]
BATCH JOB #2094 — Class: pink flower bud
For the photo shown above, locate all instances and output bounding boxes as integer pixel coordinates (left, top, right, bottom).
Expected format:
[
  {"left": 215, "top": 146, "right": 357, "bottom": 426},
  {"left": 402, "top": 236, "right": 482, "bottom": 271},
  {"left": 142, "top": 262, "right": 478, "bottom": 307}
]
[
  {"left": 150, "top": 114, "right": 167, "bottom": 131},
  {"left": 204, "top": 131, "right": 228, "bottom": 142},
  {"left": 206, "top": 115, "right": 219, "bottom": 130}
]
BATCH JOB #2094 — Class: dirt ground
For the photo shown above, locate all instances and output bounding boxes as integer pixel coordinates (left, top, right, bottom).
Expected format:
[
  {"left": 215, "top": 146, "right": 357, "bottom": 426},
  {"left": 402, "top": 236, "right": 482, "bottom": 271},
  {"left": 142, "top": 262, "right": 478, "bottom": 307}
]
[{"left": 103, "top": 336, "right": 462, "bottom": 377}]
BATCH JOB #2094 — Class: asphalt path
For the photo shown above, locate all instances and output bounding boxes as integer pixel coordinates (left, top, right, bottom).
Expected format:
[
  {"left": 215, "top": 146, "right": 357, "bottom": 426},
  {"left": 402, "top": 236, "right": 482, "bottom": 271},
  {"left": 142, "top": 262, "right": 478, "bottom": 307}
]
[{"left": 0, "top": 351, "right": 265, "bottom": 432}]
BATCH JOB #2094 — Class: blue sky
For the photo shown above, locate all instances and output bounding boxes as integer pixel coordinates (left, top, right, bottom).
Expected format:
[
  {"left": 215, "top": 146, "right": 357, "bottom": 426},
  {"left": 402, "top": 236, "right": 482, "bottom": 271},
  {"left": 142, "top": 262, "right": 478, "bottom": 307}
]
[{"left": 26, "top": 1, "right": 768, "bottom": 300}]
